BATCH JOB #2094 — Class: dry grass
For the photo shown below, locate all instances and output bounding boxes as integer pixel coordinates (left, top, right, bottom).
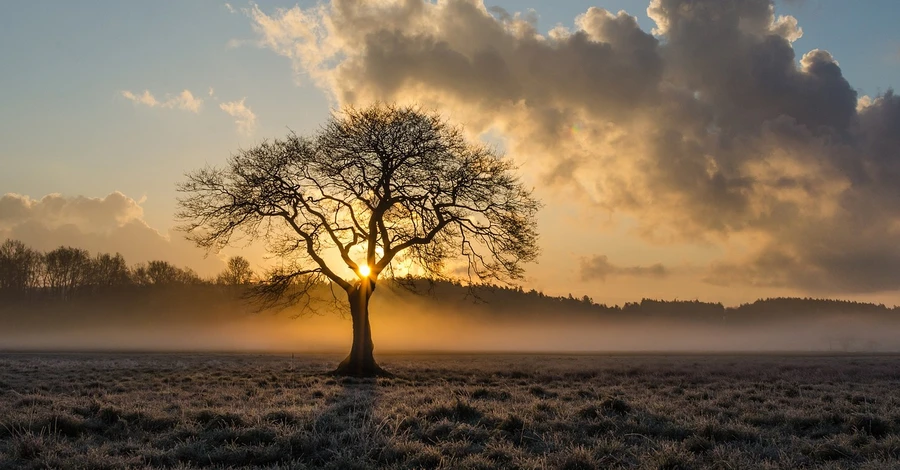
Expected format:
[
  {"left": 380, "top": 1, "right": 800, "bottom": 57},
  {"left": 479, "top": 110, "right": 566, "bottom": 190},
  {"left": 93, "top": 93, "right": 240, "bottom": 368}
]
[{"left": 1, "top": 353, "right": 900, "bottom": 469}]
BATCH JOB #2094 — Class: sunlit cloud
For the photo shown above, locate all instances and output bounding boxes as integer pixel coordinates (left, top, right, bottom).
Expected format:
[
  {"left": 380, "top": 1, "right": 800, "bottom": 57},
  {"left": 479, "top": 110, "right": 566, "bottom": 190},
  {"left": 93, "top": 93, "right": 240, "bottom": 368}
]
[
  {"left": 120, "top": 89, "right": 203, "bottom": 113},
  {"left": 247, "top": 2, "right": 335, "bottom": 86},
  {"left": 120, "top": 90, "right": 159, "bottom": 108},
  {"left": 0, "top": 192, "right": 224, "bottom": 276},
  {"left": 0, "top": 191, "right": 143, "bottom": 230},
  {"left": 244, "top": 0, "right": 900, "bottom": 294},
  {"left": 166, "top": 90, "right": 203, "bottom": 113},
  {"left": 219, "top": 98, "right": 258, "bottom": 135}
]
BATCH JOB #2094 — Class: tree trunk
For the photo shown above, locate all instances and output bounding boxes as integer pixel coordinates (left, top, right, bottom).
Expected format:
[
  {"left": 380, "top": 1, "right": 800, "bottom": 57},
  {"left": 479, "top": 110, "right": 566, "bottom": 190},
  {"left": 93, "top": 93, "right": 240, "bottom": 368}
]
[{"left": 332, "top": 280, "right": 390, "bottom": 377}]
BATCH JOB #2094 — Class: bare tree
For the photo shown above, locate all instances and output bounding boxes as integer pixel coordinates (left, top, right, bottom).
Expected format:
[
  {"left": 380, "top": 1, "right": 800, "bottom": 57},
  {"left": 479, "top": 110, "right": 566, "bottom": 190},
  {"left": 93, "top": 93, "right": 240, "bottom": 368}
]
[
  {"left": 130, "top": 263, "right": 152, "bottom": 287},
  {"left": 148, "top": 260, "right": 202, "bottom": 286},
  {"left": 88, "top": 253, "right": 132, "bottom": 289},
  {"left": 146, "top": 260, "right": 181, "bottom": 286},
  {"left": 130, "top": 260, "right": 201, "bottom": 286},
  {"left": 217, "top": 256, "right": 255, "bottom": 286},
  {"left": 178, "top": 104, "right": 540, "bottom": 376},
  {"left": 0, "top": 239, "right": 42, "bottom": 297},
  {"left": 43, "top": 246, "right": 91, "bottom": 299}
]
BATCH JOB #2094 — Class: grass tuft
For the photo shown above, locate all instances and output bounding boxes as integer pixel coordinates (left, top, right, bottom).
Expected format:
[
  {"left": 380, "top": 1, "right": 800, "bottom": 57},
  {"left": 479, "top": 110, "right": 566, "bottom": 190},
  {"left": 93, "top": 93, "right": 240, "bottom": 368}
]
[{"left": 1, "top": 353, "right": 899, "bottom": 469}]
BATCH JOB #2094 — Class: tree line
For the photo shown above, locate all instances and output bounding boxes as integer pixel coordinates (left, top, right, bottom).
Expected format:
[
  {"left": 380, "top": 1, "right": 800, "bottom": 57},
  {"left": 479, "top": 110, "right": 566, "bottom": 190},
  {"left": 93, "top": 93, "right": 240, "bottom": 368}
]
[
  {"left": 0, "top": 239, "right": 255, "bottom": 300},
  {"left": 395, "top": 279, "right": 900, "bottom": 322},
  {"left": 3, "top": 238, "right": 897, "bottom": 320}
]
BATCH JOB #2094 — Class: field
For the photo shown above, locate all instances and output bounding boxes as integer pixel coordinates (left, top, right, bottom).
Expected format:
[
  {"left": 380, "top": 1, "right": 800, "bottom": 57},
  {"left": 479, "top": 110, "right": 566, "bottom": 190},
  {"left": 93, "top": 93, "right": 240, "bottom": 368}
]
[{"left": 1, "top": 353, "right": 900, "bottom": 469}]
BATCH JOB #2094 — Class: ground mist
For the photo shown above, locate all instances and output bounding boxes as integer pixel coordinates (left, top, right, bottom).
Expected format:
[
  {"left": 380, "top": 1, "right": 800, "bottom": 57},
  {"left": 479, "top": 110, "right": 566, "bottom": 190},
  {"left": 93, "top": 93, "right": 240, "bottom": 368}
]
[{"left": 2, "top": 286, "right": 900, "bottom": 354}]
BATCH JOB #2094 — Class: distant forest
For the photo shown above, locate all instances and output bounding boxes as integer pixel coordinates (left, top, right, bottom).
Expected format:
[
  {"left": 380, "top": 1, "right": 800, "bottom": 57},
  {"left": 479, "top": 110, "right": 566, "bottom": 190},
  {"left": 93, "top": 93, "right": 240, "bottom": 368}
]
[{"left": 1, "top": 238, "right": 898, "bottom": 322}]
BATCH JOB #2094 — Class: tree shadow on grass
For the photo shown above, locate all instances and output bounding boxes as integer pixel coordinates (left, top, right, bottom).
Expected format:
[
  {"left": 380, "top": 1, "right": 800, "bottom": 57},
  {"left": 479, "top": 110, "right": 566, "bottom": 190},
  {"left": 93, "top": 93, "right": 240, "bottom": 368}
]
[
  {"left": 299, "top": 376, "right": 388, "bottom": 468},
  {"left": 157, "top": 374, "right": 388, "bottom": 469}
]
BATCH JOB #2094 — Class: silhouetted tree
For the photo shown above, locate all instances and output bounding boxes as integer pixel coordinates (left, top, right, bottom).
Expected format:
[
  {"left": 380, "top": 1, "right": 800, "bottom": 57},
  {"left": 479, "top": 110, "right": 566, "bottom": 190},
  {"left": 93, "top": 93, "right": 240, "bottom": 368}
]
[
  {"left": 0, "top": 239, "right": 42, "bottom": 296},
  {"left": 131, "top": 263, "right": 152, "bottom": 286},
  {"left": 178, "top": 104, "right": 540, "bottom": 376},
  {"left": 43, "top": 246, "right": 91, "bottom": 299},
  {"left": 217, "top": 256, "right": 255, "bottom": 286},
  {"left": 132, "top": 260, "right": 202, "bottom": 286},
  {"left": 88, "top": 253, "right": 132, "bottom": 288},
  {"left": 147, "top": 261, "right": 183, "bottom": 285}
]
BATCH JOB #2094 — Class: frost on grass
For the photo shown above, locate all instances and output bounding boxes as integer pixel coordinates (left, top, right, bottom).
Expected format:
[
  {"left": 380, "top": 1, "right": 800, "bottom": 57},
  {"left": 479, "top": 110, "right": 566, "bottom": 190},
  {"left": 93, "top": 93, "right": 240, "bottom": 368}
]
[{"left": 1, "top": 354, "right": 900, "bottom": 469}]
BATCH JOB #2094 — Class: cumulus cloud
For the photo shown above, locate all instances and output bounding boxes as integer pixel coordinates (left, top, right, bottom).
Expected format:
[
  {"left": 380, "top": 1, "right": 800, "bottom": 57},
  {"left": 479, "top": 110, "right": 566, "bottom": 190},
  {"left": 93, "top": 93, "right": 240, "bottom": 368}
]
[
  {"left": 219, "top": 98, "right": 258, "bottom": 134},
  {"left": 0, "top": 192, "right": 224, "bottom": 276},
  {"left": 580, "top": 255, "right": 668, "bottom": 282},
  {"left": 0, "top": 192, "right": 144, "bottom": 230},
  {"left": 245, "top": 0, "right": 900, "bottom": 294},
  {"left": 121, "top": 89, "right": 203, "bottom": 113}
]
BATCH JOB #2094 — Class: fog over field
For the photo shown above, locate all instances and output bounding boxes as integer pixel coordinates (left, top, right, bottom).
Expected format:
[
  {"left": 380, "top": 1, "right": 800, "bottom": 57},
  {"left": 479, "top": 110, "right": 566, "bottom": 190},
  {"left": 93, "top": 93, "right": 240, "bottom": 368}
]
[{"left": 3, "top": 288, "right": 899, "bottom": 353}]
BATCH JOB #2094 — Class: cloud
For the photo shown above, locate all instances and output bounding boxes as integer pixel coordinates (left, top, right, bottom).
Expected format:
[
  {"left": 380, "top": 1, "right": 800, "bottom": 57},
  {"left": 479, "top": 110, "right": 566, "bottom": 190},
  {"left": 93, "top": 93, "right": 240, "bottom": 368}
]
[
  {"left": 0, "top": 192, "right": 224, "bottom": 276},
  {"left": 224, "top": 3, "right": 236, "bottom": 14},
  {"left": 580, "top": 255, "right": 669, "bottom": 282},
  {"left": 120, "top": 90, "right": 159, "bottom": 107},
  {"left": 121, "top": 89, "right": 203, "bottom": 113},
  {"left": 168, "top": 90, "right": 203, "bottom": 113},
  {"left": 121, "top": 86, "right": 256, "bottom": 135},
  {"left": 245, "top": 0, "right": 900, "bottom": 294},
  {"left": 0, "top": 192, "right": 143, "bottom": 230},
  {"left": 219, "top": 98, "right": 257, "bottom": 134}
]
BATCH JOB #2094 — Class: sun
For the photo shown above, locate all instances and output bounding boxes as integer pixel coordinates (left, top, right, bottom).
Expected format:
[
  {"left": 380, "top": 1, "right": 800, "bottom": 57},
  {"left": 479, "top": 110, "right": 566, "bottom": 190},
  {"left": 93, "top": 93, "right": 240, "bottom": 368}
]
[{"left": 358, "top": 264, "right": 371, "bottom": 277}]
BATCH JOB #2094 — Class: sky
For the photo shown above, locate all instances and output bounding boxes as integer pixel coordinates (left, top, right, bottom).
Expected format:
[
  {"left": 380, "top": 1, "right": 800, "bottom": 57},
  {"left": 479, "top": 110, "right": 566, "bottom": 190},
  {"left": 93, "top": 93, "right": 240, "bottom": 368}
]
[{"left": 2, "top": 0, "right": 900, "bottom": 306}]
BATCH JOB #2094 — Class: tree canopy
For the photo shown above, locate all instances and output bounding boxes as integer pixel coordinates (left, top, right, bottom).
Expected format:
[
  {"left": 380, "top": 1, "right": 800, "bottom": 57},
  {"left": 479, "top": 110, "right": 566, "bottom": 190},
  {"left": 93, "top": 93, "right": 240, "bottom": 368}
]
[{"left": 177, "top": 104, "right": 540, "bottom": 307}]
